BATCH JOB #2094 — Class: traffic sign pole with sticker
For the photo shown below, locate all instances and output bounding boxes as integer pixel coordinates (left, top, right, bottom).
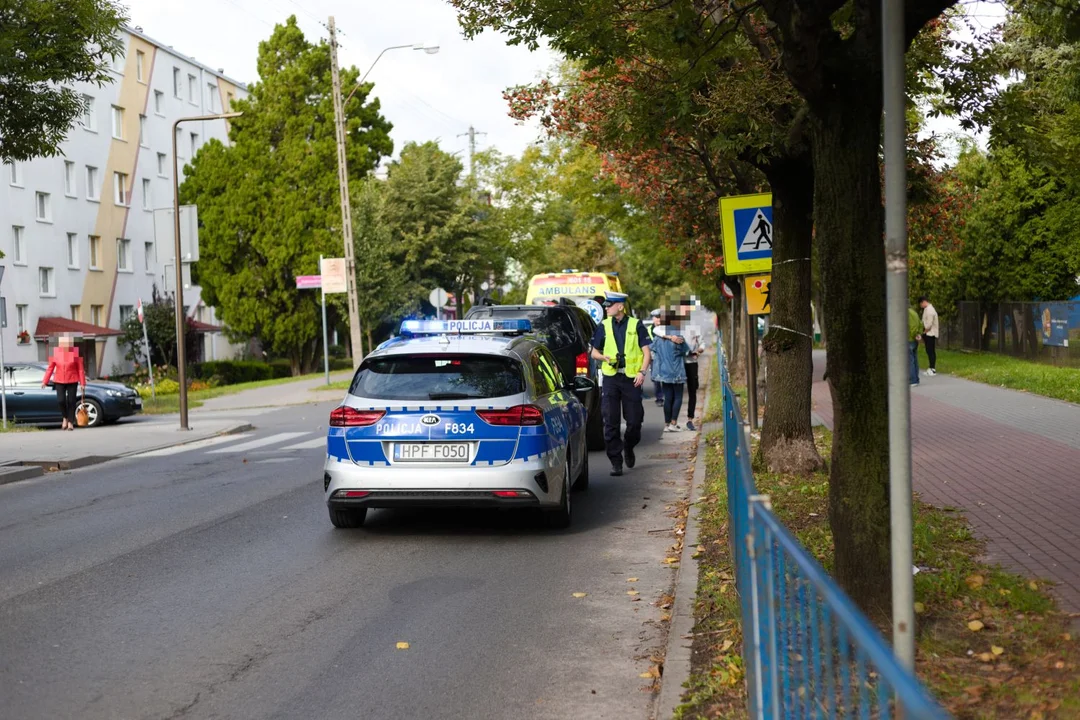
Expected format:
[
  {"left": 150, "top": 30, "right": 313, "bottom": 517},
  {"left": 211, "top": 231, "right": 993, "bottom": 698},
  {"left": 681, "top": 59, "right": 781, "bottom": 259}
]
[{"left": 719, "top": 192, "right": 773, "bottom": 429}]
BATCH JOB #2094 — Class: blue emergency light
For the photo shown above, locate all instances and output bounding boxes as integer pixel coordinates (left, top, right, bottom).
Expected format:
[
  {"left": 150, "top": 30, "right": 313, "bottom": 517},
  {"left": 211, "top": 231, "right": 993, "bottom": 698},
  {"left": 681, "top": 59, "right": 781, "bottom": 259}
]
[{"left": 398, "top": 319, "right": 533, "bottom": 336}]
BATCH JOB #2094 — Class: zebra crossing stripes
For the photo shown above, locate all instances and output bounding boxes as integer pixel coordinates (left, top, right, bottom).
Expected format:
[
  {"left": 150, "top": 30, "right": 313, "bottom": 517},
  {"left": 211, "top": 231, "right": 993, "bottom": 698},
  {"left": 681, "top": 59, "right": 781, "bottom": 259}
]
[{"left": 206, "top": 433, "right": 310, "bottom": 454}]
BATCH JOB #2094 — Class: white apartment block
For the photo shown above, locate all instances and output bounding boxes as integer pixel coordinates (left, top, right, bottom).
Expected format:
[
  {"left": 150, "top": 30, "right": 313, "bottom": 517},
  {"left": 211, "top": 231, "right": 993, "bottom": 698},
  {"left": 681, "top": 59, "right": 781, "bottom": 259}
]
[{"left": 0, "top": 26, "right": 248, "bottom": 377}]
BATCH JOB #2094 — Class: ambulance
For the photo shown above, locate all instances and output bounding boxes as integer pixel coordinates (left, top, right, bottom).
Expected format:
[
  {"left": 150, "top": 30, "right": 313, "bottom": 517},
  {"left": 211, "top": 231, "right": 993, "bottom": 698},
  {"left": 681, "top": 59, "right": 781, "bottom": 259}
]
[{"left": 525, "top": 271, "right": 623, "bottom": 306}]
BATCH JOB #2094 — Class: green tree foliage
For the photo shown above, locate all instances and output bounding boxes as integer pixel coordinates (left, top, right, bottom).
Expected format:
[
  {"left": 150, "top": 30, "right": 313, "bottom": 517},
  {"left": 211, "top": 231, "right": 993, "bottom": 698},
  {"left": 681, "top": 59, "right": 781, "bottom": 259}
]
[
  {"left": 180, "top": 17, "right": 391, "bottom": 374},
  {"left": 120, "top": 296, "right": 177, "bottom": 368},
  {"left": 352, "top": 178, "right": 414, "bottom": 348},
  {"left": 0, "top": 0, "right": 127, "bottom": 163},
  {"left": 380, "top": 141, "right": 508, "bottom": 317}
]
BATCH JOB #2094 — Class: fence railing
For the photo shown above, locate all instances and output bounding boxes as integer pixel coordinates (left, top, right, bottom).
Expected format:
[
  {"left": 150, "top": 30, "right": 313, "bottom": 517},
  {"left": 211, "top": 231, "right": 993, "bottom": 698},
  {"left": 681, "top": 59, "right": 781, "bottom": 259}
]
[{"left": 718, "top": 346, "right": 950, "bottom": 719}]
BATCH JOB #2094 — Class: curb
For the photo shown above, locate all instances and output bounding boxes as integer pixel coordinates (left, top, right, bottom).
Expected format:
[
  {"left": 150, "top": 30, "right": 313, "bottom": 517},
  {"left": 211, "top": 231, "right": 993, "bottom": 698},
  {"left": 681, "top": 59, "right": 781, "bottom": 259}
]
[
  {"left": 0, "top": 423, "right": 255, "bottom": 486},
  {"left": 655, "top": 375, "right": 715, "bottom": 718}
]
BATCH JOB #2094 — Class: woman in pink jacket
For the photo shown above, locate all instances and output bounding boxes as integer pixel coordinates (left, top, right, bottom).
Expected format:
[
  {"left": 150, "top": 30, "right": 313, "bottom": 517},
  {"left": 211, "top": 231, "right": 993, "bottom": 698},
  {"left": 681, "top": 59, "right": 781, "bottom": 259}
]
[{"left": 41, "top": 335, "right": 87, "bottom": 431}]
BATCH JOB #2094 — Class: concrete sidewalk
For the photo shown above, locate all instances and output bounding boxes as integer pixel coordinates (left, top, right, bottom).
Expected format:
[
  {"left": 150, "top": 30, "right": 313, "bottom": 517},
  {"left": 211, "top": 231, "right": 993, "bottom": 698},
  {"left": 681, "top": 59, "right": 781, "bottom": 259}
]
[{"left": 810, "top": 350, "right": 1080, "bottom": 614}]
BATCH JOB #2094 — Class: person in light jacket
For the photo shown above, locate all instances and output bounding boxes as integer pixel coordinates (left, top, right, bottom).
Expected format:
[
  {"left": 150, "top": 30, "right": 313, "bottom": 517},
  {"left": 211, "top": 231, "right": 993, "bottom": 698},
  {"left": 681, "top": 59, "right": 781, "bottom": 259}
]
[
  {"left": 652, "top": 316, "right": 689, "bottom": 432},
  {"left": 42, "top": 335, "right": 86, "bottom": 431}
]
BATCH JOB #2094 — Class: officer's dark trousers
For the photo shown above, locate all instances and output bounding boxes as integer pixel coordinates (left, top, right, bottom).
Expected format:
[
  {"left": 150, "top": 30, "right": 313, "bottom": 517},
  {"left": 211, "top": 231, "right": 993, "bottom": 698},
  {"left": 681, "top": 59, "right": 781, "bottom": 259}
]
[{"left": 602, "top": 373, "right": 644, "bottom": 469}]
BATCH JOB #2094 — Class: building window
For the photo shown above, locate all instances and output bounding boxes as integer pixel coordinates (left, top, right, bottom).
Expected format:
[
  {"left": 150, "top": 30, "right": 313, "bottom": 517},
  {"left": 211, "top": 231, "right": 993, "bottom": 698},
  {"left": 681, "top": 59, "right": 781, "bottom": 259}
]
[
  {"left": 112, "top": 49, "right": 125, "bottom": 74},
  {"left": 114, "top": 171, "right": 129, "bottom": 206},
  {"left": 119, "top": 305, "right": 134, "bottom": 325},
  {"left": 190, "top": 132, "right": 199, "bottom": 156},
  {"left": 187, "top": 74, "right": 197, "bottom": 103},
  {"left": 70, "top": 305, "right": 81, "bottom": 322},
  {"left": 117, "top": 238, "right": 131, "bottom": 271},
  {"left": 8, "top": 162, "right": 23, "bottom": 186},
  {"left": 207, "top": 83, "right": 217, "bottom": 112},
  {"left": 11, "top": 226, "right": 25, "bottom": 264},
  {"left": 86, "top": 166, "right": 100, "bottom": 201},
  {"left": 176, "top": 127, "right": 183, "bottom": 157},
  {"left": 173, "top": 67, "right": 181, "bottom": 97},
  {"left": 81, "top": 94, "right": 96, "bottom": 131},
  {"left": 16, "top": 305, "right": 28, "bottom": 334},
  {"left": 136, "top": 50, "right": 145, "bottom": 82},
  {"left": 64, "top": 161, "right": 76, "bottom": 196},
  {"left": 91, "top": 305, "right": 103, "bottom": 327},
  {"left": 154, "top": 90, "right": 164, "bottom": 115},
  {"left": 35, "top": 192, "right": 51, "bottom": 222},
  {"left": 89, "top": 235, "right": 101, "bottom": 269},
  {"left": 139, "top": 114, "right": 148, "bottom": 147},
  {"left": 226, "top": 91, "right": 234, "bottom": 109},
  {"left": 145, "top": 241, "right": 155, "bottom": 272},
  {"left": 157, "top": 152, "right": 167, "bottom": 177},
  {"left": 39, "top": 267, "right": 55, "bottom": 296},
  {"left": 142, "top": 178, "right": 152, "bottom": 210},
  {"left": 67, "top": 233, "right": 79, "bottom": 268},
  {"left": 111, "top": 105, "right": 125, "bottom": 140}
]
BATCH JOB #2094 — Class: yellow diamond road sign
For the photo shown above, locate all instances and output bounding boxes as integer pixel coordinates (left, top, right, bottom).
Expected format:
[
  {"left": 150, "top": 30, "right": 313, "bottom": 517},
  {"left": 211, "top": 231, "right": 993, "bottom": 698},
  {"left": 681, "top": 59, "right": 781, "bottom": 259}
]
[{"left": 719, "top": 192, "right": 773, "bottom": 275}]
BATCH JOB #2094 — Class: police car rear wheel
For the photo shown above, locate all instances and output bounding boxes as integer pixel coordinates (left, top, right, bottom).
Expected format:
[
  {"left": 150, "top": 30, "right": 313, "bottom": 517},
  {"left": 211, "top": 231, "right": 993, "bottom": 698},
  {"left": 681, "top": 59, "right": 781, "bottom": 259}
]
[
  {"left": 328, "top": 506, "right": 368, "bottom": 529},
  {"left": 572, "top": 449, "right": 589, "bottom": 492},
  {"left": 544, "top": 457, "right": 572, "bottom": 529}
]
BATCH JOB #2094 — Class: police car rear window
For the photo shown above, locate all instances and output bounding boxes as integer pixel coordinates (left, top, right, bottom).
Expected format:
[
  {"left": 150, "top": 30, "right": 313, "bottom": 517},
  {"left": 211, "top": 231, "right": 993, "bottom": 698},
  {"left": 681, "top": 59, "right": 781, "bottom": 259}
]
[
  {"left": 469, "top": 308, "right": 579, "bottom": 351},
  {"left": 349, "top": 355, "right": 525, "bottom": 400}
]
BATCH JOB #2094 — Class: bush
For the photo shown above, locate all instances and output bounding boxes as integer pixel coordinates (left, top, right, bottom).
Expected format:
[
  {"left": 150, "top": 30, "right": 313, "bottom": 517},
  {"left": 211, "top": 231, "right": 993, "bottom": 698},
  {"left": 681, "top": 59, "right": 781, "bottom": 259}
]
[
  {"left": 137, "top": 377, "right": 180, "bottom": 398},
  {"left": 268, "top": 359, "right": 292, "bottom": 379},
  {"left": 329, "top": 358, "right": 353, "bottom": 371},
  {"left": 191, "top": 360, "right": 274, "bottom": 385}
]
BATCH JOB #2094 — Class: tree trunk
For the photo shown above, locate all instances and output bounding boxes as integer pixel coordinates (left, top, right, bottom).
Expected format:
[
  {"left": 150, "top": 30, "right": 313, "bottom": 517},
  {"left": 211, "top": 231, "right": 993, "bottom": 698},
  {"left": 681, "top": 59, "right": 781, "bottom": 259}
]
[
  {"left": 725, "top": 277, "right": 746, "bottom": 387},
  {"left": 759, "top": 158, "right": 824, "bottom": 474},
  {"left": 366, "top": 326, "right": 374, "bottom": 354},
  {"left": 813, "top": 86, "right": 891, "bottom": 614}
]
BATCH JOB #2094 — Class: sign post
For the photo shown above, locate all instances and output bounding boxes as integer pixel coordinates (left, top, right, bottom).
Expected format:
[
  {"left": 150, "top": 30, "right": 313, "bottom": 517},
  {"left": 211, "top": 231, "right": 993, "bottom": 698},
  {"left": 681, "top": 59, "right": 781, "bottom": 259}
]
[
  {"left": 719, "top": 192, "right": 773, "bottom": 430},
  {"left": 138, "top": 299, "right": 156, "bottom": 400},
  {"left": 296, "top": 273, "right": 328, "bottom": 385},
  {"left": 320, "top": 257, "right": 348, "bottom": 383}
]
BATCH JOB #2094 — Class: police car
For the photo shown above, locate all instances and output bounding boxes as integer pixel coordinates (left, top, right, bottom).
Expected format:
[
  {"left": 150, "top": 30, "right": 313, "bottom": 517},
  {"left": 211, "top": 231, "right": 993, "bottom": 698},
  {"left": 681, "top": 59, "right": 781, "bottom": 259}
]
[{"left": 323, "top": 319, "right": 594, "bottom": 529}]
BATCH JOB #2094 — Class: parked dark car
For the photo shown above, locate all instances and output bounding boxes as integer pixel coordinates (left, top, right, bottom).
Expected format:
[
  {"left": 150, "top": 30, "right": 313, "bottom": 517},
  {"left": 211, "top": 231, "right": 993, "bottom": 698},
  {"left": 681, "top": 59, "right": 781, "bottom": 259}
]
[
  {"left": 1, "top": 363, "right": 142, "bottom": 427},
  {"left": 466, "top": 301, "right": 605, "bottom": 450}
]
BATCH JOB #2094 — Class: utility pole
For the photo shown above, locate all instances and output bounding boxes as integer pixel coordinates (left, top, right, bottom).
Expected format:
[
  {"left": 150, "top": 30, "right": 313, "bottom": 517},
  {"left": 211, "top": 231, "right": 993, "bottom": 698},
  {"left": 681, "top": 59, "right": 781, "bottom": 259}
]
[
  {"left": 329, "top": 16, "right": 364, "bottom": 368},
  {"left": 457, "top": 125, "right": 486, "bottom": 176}
]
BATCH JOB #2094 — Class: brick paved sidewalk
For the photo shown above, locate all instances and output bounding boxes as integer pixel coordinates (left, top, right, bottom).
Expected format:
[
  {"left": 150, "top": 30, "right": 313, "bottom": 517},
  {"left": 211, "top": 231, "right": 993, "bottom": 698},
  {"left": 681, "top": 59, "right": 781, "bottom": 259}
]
[{"left": 809, "top": 351, "right": 1080, "bottom": 614}]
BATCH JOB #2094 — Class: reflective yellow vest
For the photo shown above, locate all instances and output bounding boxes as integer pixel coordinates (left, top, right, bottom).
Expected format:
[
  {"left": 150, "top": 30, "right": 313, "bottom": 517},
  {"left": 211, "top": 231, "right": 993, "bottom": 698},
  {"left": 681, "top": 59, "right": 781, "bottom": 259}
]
[{"left": 601, "top": 316, "right": 644, "bottom": 377}]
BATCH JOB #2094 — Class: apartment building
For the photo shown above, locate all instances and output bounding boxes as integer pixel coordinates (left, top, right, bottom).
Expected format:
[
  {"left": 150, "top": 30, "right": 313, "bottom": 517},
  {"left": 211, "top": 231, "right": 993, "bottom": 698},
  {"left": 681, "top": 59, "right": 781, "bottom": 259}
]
[{"left": 0, "top": 26, "right": 248, "bottom": 377}]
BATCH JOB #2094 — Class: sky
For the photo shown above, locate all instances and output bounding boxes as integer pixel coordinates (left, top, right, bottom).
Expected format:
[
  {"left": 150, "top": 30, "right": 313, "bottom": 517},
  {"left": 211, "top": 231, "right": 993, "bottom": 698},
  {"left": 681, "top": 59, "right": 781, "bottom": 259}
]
[{"left": 125, "top": 0, "right": 561, "bottom": 169}]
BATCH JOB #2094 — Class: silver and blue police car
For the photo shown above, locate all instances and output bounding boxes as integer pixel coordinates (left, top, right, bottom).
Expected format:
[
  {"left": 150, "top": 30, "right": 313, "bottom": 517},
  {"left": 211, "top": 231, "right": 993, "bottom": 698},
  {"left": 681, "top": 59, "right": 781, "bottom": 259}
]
[{"left": 323, "top": 319, "right": 594, "bottom": 529}]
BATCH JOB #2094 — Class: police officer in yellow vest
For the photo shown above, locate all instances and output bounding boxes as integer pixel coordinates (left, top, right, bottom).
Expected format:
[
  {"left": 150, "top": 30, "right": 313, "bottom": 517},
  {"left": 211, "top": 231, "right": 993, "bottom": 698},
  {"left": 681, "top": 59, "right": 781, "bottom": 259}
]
[{"left": 590, "top": 292, "right": 653, "bottom": 476}]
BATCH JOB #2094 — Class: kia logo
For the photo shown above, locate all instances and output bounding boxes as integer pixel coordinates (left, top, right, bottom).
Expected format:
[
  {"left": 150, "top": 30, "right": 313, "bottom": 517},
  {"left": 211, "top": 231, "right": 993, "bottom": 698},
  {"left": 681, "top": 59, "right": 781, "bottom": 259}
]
[{"left": 420, "top": 414, "right": 440, "bottom": 426}]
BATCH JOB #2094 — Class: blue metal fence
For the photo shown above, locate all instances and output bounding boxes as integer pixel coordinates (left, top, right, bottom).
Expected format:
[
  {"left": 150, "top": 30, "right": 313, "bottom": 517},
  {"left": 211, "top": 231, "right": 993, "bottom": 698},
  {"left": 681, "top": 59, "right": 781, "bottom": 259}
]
[{"left": 717, "top": 346, "right": 950, "bottom": 719}]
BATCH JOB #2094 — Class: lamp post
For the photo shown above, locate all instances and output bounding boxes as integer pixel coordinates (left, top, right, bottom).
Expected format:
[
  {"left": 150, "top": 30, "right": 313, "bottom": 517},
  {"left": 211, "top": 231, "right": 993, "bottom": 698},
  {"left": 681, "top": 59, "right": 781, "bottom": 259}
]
[
  {"left": 172, "top": 111, "right": 242, "bottom": 431},
  {"left": 328, "top": 15, "right": 438, "bottom": 369}
]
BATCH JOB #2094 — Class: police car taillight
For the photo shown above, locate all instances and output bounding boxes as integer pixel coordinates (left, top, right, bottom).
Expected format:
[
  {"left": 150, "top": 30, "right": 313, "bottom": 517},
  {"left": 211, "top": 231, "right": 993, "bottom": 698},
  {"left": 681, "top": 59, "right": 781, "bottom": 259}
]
[
  {"left": 476, "top": 404, "right": 544, "bottom": 426},
  {"left": 329, "top": 407, "right": 386, "bottom": 427}
]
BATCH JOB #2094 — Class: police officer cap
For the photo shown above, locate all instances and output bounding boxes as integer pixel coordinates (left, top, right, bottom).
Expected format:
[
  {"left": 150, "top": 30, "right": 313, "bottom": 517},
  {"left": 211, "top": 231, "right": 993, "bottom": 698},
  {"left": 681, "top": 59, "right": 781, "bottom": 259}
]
[
  {"left": 603, "top": 291, "right": 629, "bottom": 307},
  {"left": 650, "top": 308, "right": 662, "bottom": 318}
]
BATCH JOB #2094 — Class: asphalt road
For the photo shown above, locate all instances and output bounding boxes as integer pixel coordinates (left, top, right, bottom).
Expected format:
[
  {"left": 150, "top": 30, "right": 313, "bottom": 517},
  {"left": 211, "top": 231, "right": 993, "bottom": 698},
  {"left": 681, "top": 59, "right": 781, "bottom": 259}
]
[{"left": 0, "top": 398, "right": 696, "bottom": 720}]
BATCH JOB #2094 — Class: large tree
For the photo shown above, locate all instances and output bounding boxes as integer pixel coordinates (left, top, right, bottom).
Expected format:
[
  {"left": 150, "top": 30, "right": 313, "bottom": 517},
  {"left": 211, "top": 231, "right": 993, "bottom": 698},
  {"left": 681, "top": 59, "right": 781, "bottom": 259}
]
[
  {"left": 180, "top": 17, "right": 392, "bottom": 374},
  {"left": 0, "top": 0, "right": 127, "bottom": 163},
  {"left": 380, "top": 141, "right": 508, "bottom": 317}
]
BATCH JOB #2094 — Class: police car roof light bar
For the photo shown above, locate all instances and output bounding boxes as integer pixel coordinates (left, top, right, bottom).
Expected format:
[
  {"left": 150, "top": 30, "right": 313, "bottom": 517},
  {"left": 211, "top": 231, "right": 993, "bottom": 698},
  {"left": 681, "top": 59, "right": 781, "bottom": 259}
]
[{"left": 398, "top": 319, "right": 533, "bottom": 336}]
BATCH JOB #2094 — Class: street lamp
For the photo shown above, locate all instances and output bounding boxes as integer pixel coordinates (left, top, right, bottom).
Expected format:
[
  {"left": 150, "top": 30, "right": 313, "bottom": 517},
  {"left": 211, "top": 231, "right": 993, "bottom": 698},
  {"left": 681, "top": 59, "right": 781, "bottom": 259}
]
[
  {"left": 328, "top": 19, "right": 439, "bottom": 369},
  {"left": 172, "top": 111, "right": 243, "bottom": 431}
]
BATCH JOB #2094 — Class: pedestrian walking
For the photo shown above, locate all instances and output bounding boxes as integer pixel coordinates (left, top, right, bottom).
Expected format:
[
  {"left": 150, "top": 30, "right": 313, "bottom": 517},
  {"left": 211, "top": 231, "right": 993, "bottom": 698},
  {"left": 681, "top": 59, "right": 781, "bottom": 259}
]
[
  {"left": 908, "top": 307, "right": 922, "bottom": 387},
  {"left": 681, "top": 318, "right": 703, "bottom": 430},
  {"left": 649, "top": 309, "right": 663, "bottom": 405},
  {"left": 41, "top": 334, "right": 86, "bottom": 431},
  {"left": 652, "top": 316, "right": 689, "bottom": 432},
  {"left": 919, "top": 296, "right": 939, "bottom": 376},
  {"left": 591, "top": 292, "right": 653, "bottom": 476}
]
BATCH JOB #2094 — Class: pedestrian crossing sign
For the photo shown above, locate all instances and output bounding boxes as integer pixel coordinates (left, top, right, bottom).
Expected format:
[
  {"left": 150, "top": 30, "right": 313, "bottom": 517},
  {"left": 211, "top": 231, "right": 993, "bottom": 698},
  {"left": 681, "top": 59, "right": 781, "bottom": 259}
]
[{"left": 719, "top": 192, "right": 773, "bottom": 275}]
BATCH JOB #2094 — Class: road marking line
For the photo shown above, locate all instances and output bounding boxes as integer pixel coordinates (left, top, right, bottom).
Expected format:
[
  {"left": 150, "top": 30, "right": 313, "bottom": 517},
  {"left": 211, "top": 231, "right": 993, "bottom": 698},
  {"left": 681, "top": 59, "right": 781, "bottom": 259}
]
[
  {"left": 136, "top": 434, "right": 255, "bottom": 457},
  {"left": 279, "top": 437, "right": 326, "bottom": 451},
  {"left": 207, "top": 432, "right": 309, "bottom": 454}
]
